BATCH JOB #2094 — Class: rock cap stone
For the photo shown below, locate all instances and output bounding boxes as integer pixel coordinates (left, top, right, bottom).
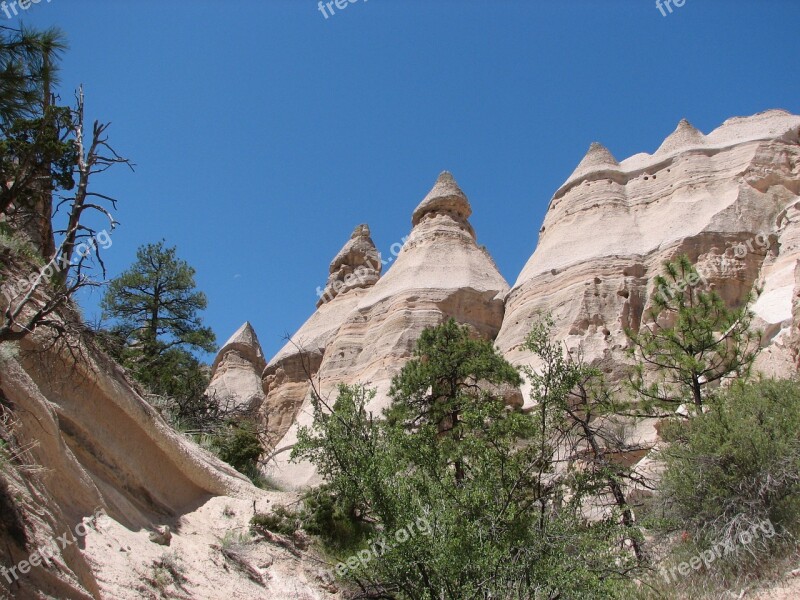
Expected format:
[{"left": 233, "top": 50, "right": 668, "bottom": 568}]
[
  {"left": 412, "top": 171, "right": 472, "bottom": 227},
  {"left": 655, "top": 118, "right": 706, "bottom": 156},
  {"left": 211, "top": 321, "right": 266, "bottom": 377},
  {"left": 317, "top": 223, "right": 381, "bottom": 307}
]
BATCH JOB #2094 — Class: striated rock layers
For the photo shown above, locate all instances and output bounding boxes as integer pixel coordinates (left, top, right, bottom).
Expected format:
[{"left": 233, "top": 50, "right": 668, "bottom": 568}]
[
  {"left": 206, "top": 322, "right": 267, "bottom": 415},
  {"left": 316, "top": 223, "right": 381, "bottom": 307},
  {"left": 496, "top": 109, "right": 800, "bottom": 402},
  {"left": 261, "top": 224, "right": 383, "bottom": 449},
  {"left": 0, "top": 306, "right": 255, "bottom": 599},
  {"left": 256, "top": 109, "right": 800, "bottom": 488},
  {"left": 263, "top": 172, "right": 510, "bottom": 488}
]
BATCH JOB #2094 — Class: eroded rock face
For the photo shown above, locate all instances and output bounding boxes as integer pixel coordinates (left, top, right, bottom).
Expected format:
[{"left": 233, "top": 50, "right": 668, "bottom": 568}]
[
  {"left": 315, "top": 171, "right": 508, "bottom": 399},
  {"left": 496, "top": 109, "right": 800, "bottom": 403},
  {"left": 206, "top": 322, "right": 267, "bottom": 415},
  {"left": 317, "top": 224, "right": 381, "bottom": 308},
  {"left": 751, "top": 200, "right": 800, "bottom": 375},
  {"left": 261, "top": 226, "right": 382, "bottom": 449},
  {"left": 0, "top": 303, "right": 255, "bottom": 598},
  {"left": 266, "top": 172, "right": 510, "bottom": 488}
]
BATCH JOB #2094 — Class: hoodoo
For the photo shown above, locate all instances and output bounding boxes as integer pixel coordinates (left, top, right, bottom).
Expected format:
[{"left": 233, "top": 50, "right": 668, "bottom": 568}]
[
  {"left": 654, "top": 118, "right": 706, "bottom": 156},
  {"left": 265, "top": 171, "right": 510, "bottom": 488},
  {"left": 206, "top": 322, "right": 267, "bottom": 415},
  {"left": 316, "top": 223, "right": 382, "bottom": 307},
  {"left": 261, "top": 223, "right": 383, "bottom": 446}
]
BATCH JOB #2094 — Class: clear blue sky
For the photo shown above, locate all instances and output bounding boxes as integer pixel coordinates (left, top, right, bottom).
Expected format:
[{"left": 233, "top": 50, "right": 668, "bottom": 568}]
[{"left": 18, "top": 0, "right": 800, "bottom": 360}]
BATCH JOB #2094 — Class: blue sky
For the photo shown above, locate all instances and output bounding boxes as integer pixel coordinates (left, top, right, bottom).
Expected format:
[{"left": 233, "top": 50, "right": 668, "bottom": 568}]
[{"left": 16, "top": 0, "right": 800, "bottom": 359}]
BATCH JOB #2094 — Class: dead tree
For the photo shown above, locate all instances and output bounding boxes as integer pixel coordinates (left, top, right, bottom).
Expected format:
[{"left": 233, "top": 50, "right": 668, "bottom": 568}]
[{"left": 1, "top": 86, "right": 131, "bottom": 344}]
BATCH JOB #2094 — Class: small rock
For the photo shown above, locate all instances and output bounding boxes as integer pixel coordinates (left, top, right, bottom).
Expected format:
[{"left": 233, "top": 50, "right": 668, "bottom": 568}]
[
  {"left": 148, "top": 526, "right": 171, "bottom": 546},
  {"left": 314, "top": 569, "right": 338, "bottom": 593},
  {"left": 292, "top": 530, "right": 311, "bottom": 551}
]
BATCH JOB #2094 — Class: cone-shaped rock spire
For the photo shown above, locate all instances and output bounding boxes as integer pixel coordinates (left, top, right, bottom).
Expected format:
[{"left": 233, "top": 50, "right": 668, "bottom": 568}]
[
  {"left": 266, "top": 171, "right": 511, "bottom": 488},
  {"left": 566, "top": 142, "right": 621, "bottom": 182},
  {"left": 316, "top": 223, "right": 381, "bottom": 308},
  {"left": 211, "top": 322, "right": 265, "bottom": 376},
  {"left": 207, "top": 322, "right": 267, "bottom": 414},
  {"left": 655, "top": 118, "right": 706, "bottom": 156},
  {"left": 412, "top": 171, "right": 472, "bottom": 227}
]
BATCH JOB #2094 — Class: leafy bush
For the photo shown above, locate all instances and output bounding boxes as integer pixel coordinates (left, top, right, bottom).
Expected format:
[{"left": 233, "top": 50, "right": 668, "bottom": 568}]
[
  {"left": 211, "top": 420, "right": 263, "bottom": 475},
  {"left": 656, "top": 378, "right": 800, "bottom": 549},
  {"left": 299, "top": 485, "right": 372, "bottom": 552}
]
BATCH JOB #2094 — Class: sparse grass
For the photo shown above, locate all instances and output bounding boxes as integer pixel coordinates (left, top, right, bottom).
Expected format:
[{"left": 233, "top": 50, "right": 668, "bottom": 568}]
[
  {"left": 250, "top": 506, "right": 300, "bottom": 537},
  {"left": 0, "top": 409, "right": 44, "bottom": 476},
  {"left": 149, "top": 551, "right": 187, "bottom": 596},
  {"left": 150, "top": 566, "right": 172, "bottom": 594},
  {"left": 0, "top": 407, "right": 29, "bottom": 550},
  {"left": 0, "top": 227, "right": 41, "bottom": 263},
  {"left": 622, "top": 546, "right": 800, "bottom": 599},
  {"left": 220, "top": 529, "right": 251, "bottom": 553}
]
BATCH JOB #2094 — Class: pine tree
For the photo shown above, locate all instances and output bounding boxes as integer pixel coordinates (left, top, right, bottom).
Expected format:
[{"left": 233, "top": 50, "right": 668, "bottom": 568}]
[
  {"left": 626, "top": 254, "right": 758, "bottom": 412},
  {"left": 101, "top": 241, "right": 215, "bottom": 402}
]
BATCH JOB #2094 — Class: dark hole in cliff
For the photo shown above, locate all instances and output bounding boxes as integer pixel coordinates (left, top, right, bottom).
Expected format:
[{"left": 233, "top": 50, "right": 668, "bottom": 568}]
[
  {"left": 0, "top": 393, "right": 27, "bottom": 549},
  {"left": 0, "top": 473, "right": 28, "bottom": 550}
]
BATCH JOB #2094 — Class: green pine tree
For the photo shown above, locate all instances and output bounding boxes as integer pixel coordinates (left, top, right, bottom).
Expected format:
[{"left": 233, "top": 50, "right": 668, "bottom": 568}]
[
  {"left": 101, "top": 241, "right": 215, "bottom": 403},
  {"left": 293, "top": 319, "right": 638, "bottom": 599},
  {"left": 626, "top": 254, "right": 758, "bottom": 412}
]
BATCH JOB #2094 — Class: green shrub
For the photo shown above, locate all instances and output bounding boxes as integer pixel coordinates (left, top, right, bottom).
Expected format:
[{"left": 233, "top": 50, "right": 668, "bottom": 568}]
[
  {"left": 293, "top": 320, "right": 639, "bottom": 598},
  {"left": 211, "top": 420, "right": 262, "bottom": 475},
  {"left": 656, "top": 378, "right": 800, "bottom": 550},
  {"left": 299, "top": 485, "right": 372, "bottom": 552}
]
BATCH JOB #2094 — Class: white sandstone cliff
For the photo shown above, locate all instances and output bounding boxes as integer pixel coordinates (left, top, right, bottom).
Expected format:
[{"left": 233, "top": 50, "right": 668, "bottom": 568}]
[
  {"left": 496, "top": 109, "right": 800, "bottom": 399},
  {"left": 207, "top": 321, "right": 267, "bottom": 415}
]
